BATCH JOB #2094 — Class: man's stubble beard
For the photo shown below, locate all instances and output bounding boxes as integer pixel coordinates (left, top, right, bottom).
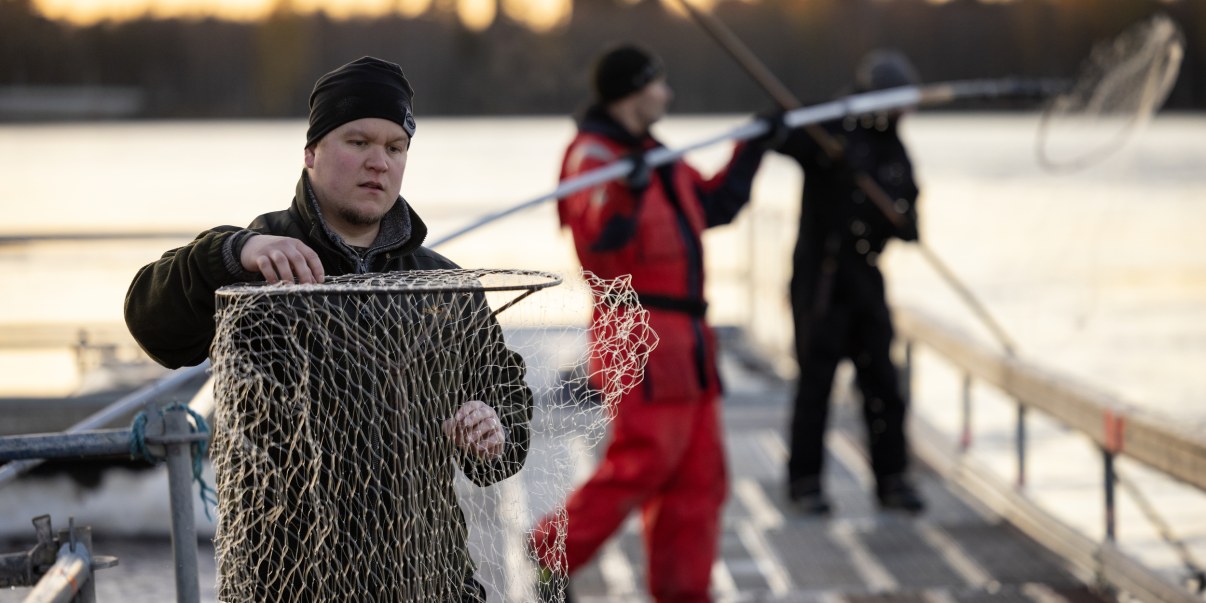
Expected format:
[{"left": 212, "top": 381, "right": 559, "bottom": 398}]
[{"left": 337, "top": 204, "right": 389, "bottom": 227}]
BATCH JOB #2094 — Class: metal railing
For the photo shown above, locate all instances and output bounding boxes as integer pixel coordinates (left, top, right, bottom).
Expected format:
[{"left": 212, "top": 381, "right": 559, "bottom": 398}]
[
  {"left": 893, "top": 305, "right": 1206, "bottom": 603},
  {"left": 0, "top": 363, "right": 211, "bottom": 603}
]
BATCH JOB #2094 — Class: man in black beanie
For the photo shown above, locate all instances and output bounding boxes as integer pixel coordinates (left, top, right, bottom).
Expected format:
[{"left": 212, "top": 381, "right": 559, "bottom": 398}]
[
  {"left": 124, "top": 56, "right": 532, "bottom": 602},
  {"left": 527, "top": 43, "right": 781, "bottom": 603}
]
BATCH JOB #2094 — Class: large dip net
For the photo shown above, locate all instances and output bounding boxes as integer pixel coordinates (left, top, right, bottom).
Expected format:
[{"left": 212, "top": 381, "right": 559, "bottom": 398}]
[
  {"left": 209, "top": 269, "right": 654, "bottom": 602},
  {"left": 1036, "top": 12, "right": 1184, "bottom": 172}
]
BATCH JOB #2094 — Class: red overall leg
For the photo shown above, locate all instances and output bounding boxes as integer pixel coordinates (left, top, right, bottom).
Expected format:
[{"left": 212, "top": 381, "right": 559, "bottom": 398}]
[
  {"left": 530, "top": 393, "right": 713, "bottom": 578},
  {"left": 642, "top": 395, "right": 726, "bottom": 603}
]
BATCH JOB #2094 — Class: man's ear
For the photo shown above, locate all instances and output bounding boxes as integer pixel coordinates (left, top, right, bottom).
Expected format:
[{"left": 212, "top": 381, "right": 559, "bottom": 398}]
[{"left": 304, "top": 145, "right": 316, "bottom": 169}]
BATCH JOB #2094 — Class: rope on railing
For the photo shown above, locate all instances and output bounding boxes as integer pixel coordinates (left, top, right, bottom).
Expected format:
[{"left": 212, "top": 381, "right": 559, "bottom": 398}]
[{"left": 130, "top": 403, "right": 218, "bottom": 520}]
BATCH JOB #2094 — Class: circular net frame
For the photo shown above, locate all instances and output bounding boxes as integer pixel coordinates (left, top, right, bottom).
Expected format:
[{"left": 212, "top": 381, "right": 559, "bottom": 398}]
[
  {"left": 209, "top": 269, "right": 655, "bottom": 602},
  {"left": 1036, "top": 12, "right": 1184, "bottom": 172}
]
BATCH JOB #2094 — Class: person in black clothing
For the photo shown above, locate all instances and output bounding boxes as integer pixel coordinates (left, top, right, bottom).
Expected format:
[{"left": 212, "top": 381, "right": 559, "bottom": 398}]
[
  {"left": 124, "top": 56, "right": 532, "bottom": 601},
  {"left": 775, "top": 49, "right": 926, "bottom": 515}
]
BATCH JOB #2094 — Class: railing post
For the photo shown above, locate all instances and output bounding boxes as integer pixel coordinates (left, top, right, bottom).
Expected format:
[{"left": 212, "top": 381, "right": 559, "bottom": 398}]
[
  {"left": 163, "top": 407, "right": 202, "bottom": 603},
  {"left": 960, "top": 374, "right": 973, "bottom": 452},
  {"left": 1015, "top": 404, "right": 1027, "bottom": 489},
  {"left": 1103, "top": 411, "right": 1124, "bottom": 543},
  {"left": 1103, "top": 448, "right": 1117, "bottom": 542}
]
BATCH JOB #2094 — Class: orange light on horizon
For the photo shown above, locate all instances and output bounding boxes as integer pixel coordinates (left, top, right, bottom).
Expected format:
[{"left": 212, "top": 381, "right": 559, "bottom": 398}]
[
  {"left": 290, "top": 0, "right": 399, "bottom": 20},
  {"left": 456, "top": 0, "right": 496, "bottom": 31},
  {"left": 35, "top": 0, "right": 275, "bottom": 23},
  {"left": 30, "top": 0, "right": 567, "bottom": 29},
  {"left": 503, "top": 0, "right": 570, "bottom": 32},
  {"left": 661, "top": 0, "right": 713, "bottom": 18},
  {"left": 397, "top": 0, "right": 435, "bottom": 19}
]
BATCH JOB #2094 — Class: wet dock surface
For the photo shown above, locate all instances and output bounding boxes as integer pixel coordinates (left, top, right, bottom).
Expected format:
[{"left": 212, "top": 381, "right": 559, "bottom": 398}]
[
  {"left": 0, "top": 348, "right": 1116, "bottom": 603},
  {"left": 564, "top": 357, "right": 1112, "bottom": 603}
]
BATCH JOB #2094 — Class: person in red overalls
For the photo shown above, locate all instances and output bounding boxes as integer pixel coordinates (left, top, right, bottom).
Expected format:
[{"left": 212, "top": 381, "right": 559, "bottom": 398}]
[{"left": 528, "top": 43, "right": 780, "bottom": 603}]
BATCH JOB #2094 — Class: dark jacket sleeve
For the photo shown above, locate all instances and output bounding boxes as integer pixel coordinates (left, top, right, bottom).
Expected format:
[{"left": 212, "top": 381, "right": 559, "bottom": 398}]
[
  {"left": 775, "top": 126, "right": 826, "bottom": 171},
  {"left": 456, "top": 293, "right": 533, "bottom": 487},
  {"left": 695, "top": 140, "right": 769, "bottom": 228},
  {"left": 123, "top": 226, "right": 254, "bottom": 369}
]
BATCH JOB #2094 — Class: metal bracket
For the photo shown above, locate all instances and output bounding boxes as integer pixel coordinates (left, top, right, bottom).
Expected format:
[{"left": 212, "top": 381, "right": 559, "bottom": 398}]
[{"left": 0, "top": 515, "right": 119, "bottom": 589}]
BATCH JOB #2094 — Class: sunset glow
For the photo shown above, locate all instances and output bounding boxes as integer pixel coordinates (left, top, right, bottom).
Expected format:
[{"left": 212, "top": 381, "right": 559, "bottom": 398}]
[
  {"left": 457, "top": 0, "right": 497, "bottom": 31},
  {"left": 503, "top": 0, "right": 571, "bottom": 32},
  {"left": 661, "top": 0, "right": 713, "bottom": 18},
  {"left": 35, "top": 0, "right": 276, "bottom": 23},
  {"left": 29, "top": 0, "right": 1176, "bottom": 29},
  {"left": 30, "top": 0, "right": 568, "bottom": 27},
  {"left": 289, "top": 0, "right": 402, "bottom": 20}
]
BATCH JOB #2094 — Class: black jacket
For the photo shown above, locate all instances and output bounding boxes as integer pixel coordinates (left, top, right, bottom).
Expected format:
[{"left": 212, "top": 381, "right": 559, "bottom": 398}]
[
  {"left": 777, "top": 114, "right": 920, "bottom": 268},
  {"left": 125, "top": 173, "right": 462, "bottom": 369},
  {"left": 125, "top": 172, "right": 532, "bottom": 599}
]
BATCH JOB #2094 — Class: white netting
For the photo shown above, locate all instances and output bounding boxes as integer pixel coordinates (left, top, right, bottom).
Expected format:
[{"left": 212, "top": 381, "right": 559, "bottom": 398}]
[
  {"left": 209, "top": 269, "right": 654, "bottom": 602},
  {"left": 1036, "top": 12, "right": 1184, "bottom": 172}
]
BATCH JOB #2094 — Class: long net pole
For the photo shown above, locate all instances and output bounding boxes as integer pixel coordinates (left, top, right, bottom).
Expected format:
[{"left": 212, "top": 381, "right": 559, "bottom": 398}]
[{"left": 429, "top": 78, "right": 1053, "bottom": 252}]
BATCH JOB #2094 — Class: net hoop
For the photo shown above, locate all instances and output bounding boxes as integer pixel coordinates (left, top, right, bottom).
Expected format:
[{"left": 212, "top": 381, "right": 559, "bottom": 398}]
[
  {"left": 1036, "top": 12, "right": 1184, "bottom": 172},
  {"left": 216, "top": 268, "right": 563, "bottom": 298}
]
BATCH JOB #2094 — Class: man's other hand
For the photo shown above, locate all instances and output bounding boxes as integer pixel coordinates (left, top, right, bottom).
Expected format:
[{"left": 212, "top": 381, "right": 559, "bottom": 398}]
[
  {"left": 443, "top": 400, "right": 506, "bottom": 460},
  {"left": 240, "top": 234, "right": 325, "bottom": 284}
]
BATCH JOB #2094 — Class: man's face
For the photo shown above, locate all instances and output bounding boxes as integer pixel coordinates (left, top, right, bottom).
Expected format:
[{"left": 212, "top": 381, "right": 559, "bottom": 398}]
[
  {"left": 633, "top": 77, "right": 673, "bottom": 129},
  {"left": 304, "top": 117, "right": 409, "bottom": 230}
]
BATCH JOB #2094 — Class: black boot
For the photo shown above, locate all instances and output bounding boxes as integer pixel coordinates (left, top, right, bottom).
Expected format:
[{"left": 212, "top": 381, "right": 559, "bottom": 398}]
[
  {"left": 876, "top": 474, "right": 925, "bottom": 513},
  {"left": 788, "top": 476, "right": 833, "bottom": 516}
]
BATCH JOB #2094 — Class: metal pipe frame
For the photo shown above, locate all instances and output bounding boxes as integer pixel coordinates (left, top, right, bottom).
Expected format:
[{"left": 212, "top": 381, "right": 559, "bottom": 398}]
[
  {"left": 0, "top": 398, "right": 208, "bottom": 603},
  {"left": 0, "top": 429, "right": 208, "bottom": 462},
  {"left": 0, "top": 361, "right": 210, "bottom": 487},
  {"left": 163, "top": 407, "right": 202, "bottom": 603}
]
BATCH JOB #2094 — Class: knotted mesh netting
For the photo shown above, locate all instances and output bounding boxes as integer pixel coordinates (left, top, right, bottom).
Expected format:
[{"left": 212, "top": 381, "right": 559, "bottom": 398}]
[
  {"left": 209, "top": 269, "right": 654, "bottom": 602},
  {"left": 1037, "top": 12, "right": 1183, "bottom": 171}
]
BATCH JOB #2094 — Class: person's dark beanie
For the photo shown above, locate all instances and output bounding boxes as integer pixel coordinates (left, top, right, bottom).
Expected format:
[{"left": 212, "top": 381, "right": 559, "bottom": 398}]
[
  {"left": 855, "top": 49, "right": 921, "bottom": 92},
  {"left": 305, "top": 56, "right": 417, "bottom": 148},
  {"left": 593, "top": 44, "right": 665, "bottom": 104}
]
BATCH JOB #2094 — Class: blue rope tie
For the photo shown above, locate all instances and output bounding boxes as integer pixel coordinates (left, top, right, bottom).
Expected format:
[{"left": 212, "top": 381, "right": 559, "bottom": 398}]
[{"left": 130, "top": 403, "right": 218, "bottom": 521}]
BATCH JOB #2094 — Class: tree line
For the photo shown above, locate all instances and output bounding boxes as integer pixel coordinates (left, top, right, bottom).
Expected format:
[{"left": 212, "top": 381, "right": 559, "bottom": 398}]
[{"left": 1, "top": 0, "right": 1202, "bottom": 118}]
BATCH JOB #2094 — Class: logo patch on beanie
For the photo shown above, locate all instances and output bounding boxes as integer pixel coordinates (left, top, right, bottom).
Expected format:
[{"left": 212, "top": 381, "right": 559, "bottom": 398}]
[{"left": 403, "top": 107, "right": 416, "bottom": 136}]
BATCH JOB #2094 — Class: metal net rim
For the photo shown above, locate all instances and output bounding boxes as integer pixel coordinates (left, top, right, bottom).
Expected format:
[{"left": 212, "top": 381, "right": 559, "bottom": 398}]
[{"left": 215, "top": 268, "right": 564, "bottom": 298}]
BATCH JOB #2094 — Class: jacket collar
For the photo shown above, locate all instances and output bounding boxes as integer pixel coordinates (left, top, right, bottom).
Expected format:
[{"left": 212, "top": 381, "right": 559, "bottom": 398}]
[
  {"left": 292, "top": 171, "right": 427, "bottom": 262},
  {"left": 577, "top": 103, "right": 657, "bottom": 150}
]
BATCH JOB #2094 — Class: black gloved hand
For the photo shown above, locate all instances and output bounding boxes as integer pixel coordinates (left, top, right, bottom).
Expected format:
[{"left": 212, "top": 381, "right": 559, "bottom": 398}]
[
  {"left": 624, "top": 150, "right": 652, "bottom": 195},
  {"left": 752, "top": 110, "right": 791, "bottom": 151}
]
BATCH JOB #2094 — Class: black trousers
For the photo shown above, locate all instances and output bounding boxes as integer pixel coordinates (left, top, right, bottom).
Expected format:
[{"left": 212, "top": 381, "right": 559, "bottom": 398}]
[{"left": 787, "top": 259, "right": 909, "bottom": 493}]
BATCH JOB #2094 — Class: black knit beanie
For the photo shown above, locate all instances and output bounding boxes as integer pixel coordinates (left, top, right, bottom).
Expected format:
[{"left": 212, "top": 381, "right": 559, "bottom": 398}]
[
  {"left": 855, "top": 49, "right": 921, "bottom": 92},
  {"left": 593, "top": 44, "right": 665, "bottom": 104},
  {"left": 305, "top": 56, "right": 417, "bottom": 148}
]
